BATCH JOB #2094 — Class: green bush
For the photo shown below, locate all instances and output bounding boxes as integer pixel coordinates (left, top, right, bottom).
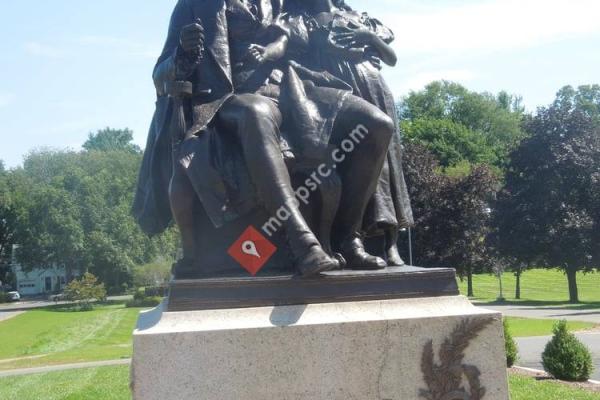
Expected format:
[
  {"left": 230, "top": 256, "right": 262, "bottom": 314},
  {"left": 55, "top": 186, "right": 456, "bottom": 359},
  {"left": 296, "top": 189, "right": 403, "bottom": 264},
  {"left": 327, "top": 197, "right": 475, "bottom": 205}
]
[
  {"left": 504, "top": 319, "right": 519, "bottom": 367},
  {"left": 542, "top": 320, "right": 593, "bottom": 381},
  {"left": 126, "top": 296, "right": 162, "bottom": 308},
  {"left": 64, "top": 272, "right": 107, "bottom": 311},
  {"left": 0, "top": 292, "right": 8, "bottom": 304},
  {"left": 133, "top": 288, "right": 146, "bottom": 301}
]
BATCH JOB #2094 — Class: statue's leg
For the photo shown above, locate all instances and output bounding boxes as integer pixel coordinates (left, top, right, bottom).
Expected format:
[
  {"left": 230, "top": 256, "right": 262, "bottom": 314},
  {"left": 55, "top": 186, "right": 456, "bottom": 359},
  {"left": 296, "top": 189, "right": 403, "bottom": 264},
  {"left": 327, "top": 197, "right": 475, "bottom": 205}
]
[
  {"left": 217, "top": 94, "right": 338, "bottom": 276},
  {"left": 330, "top": 96, "right": 394, "bottom": 269},
  {"left": 169, "top": 165, "right": 197, "bottom": 275},
  {"left": 385, "top": 229, "right": 406, "bottom": 266}
]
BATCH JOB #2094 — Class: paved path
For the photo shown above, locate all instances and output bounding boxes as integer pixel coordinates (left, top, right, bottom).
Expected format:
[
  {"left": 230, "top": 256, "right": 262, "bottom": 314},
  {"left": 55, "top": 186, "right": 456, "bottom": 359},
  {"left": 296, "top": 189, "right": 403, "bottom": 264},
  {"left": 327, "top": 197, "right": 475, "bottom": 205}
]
[
  {"left": 0, "top": 359, "right": 131, "bottom": 378},
  {"left": 516, "top": 333, "right": 600, "bottom": 381},
  {"left": 0, "top": 310, "right": 24, "bottom": 322},
  {"left": 480, "top": 303, "right": 600, "bottom": 324}
]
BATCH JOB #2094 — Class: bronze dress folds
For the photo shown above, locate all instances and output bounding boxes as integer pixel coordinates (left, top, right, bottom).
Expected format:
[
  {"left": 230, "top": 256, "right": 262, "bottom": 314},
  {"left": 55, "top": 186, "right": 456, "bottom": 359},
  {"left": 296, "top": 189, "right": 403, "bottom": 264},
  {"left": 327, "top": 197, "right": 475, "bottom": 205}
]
[
  {"left": 133, "top": 0, "right": 353, "bottom": 234},
  {"left": 287, "top": 9, "right": 414, "bottom": 236}
]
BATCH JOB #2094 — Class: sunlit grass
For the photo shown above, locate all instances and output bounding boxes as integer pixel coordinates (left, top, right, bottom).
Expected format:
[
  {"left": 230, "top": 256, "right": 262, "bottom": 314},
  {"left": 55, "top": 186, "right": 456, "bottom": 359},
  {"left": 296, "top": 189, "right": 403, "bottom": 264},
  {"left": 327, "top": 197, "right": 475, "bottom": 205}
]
[
  {"left": 0, "top": 303, "right": 143, "bottom": 371},
  {"left": 505, "top": 317, "right": 595, "bottom": 337},
  {"left": 458, "top": 269, "right": 600, "bottom": 305}
]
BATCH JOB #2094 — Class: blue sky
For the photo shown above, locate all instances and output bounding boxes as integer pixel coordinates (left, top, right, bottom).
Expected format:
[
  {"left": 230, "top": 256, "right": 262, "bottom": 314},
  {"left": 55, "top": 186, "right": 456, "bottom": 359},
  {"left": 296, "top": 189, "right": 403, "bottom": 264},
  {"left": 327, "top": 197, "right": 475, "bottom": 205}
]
[{"left": 1, "top": 0, "right": 599, "bottom": 167}]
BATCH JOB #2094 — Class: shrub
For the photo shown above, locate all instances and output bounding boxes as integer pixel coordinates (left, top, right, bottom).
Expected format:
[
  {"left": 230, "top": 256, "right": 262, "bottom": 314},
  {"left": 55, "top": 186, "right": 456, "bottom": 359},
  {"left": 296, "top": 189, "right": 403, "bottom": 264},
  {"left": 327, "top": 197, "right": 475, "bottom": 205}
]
[
  {"left": 64, "top": 272, "right": 107, "bottom": 311},
  {"left": 542, "top": 320, "right": 593, "bottom": 381},
  {"left": 133, "top": 261, "right": 172, "bottom": 288},
  {"left": 0, "top": 292, "right": 8, "bottom": 304},
  {"left": 133, "top": 288, "right": 146, "bottom": 301},
  {"left": 126, "top": 296, "right": 162, "bottom": 308},
  {"left": 144, "top": 286, "right": 168, "bottom": 297},
  {"left": 503, "top": 319, "right": 518, "bottom": 367}
]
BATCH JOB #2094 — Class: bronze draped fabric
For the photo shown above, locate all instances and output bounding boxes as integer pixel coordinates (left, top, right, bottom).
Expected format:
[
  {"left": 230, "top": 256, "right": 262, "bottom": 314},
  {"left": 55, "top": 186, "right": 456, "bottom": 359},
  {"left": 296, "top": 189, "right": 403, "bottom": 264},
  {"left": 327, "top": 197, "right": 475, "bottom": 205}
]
[{"left": 133, "top": 0, "right": 352, "bottom": 233}]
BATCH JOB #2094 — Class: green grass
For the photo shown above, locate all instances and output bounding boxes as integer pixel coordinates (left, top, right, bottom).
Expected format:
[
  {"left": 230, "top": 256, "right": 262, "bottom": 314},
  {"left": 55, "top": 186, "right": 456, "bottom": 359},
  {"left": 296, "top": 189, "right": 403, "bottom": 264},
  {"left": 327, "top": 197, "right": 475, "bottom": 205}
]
[
  {"left": 1, "top": 367, "right": 598, "bottom": 400},
  {"left": 458, "top": 269, "right": 600, "bottom": 305},
  {"left": 0, "top": 365, "right": 131, "bottom": 400},
  {"left": 0, "top": 303, "right": 143, "bottom": 371},
  {"left": 505, "top": 317, "right": 595, "bottom": 337},
  {"left": 509, "top": 373, "right": 600, "bottom": 400}
]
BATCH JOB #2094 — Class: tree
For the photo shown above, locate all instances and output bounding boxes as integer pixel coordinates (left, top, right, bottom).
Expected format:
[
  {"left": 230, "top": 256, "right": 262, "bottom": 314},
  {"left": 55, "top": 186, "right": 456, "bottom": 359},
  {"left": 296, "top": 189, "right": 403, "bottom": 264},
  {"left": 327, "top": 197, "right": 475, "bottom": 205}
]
[
  {"left": 83, "top": 128, "right": 141, "bottom": 154},
  {"left": 402, "top": 118, "right": 497, "bottom": 167},
  {"left": 12, "top": 130, "right": 178, "bottom": 292},
  {"left": 400, "top": 81, "right": 526, "bottom": 171},
  {"left": 491, "top": 184, "right": 546, "bottom": 299},
  {"left": 497, "top": 86, "right": 600, "bottom": 303},
  {"left": 15, "top": 185, "right": 85, "bottom": 280},
  {"left": 133, "top": 260, "right": 172, "bottom": 288},
  {"left": 0, "top": 166, "right": 17, "bottom": 271},
  {"left": 402, "top": 143, "right": 500, "bottom": 296},
  {"left": 64, "top": 272, "right": 107, "bottom": 311}
]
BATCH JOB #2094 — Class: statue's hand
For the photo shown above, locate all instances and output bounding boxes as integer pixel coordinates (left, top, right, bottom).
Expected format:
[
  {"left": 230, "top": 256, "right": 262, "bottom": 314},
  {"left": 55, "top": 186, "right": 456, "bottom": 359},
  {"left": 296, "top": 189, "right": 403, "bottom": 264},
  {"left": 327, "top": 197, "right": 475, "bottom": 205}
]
[
  {"left": 331, "top": 27, "right": 375, "bottom": 49},
  {"left": 180, "top": 19, "right": 205, "bottom": 59}
]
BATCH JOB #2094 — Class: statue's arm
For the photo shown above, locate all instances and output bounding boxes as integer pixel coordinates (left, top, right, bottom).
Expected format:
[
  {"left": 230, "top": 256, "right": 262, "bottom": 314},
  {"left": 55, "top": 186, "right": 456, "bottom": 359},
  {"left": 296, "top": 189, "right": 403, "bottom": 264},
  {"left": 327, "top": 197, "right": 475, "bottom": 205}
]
[
  {"left": 332, "top": 13, "right": 397, "bottom": 67},
  {"left": 153, "top": 0, "right": 199, "bottom": 96},
  {"left": 365, "top": 32, "right": 397, "bottom": 67},
  {"left": 362, "top": 15, "right": 397, "bottom": 67},
  {"left": 274, "top": 14, "right": 311, "bottom": 57}
]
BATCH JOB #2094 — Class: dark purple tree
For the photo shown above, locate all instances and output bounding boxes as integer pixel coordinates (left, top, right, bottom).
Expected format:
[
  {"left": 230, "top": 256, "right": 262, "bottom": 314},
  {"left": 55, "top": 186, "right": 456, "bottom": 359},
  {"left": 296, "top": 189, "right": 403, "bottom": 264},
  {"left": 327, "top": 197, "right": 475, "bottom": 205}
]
[
  {"left": 403, "top": 143, "right": 500, "bottom": 297},
  {"left": 495, "top": 85, "right": 600, "bottom": 303}
]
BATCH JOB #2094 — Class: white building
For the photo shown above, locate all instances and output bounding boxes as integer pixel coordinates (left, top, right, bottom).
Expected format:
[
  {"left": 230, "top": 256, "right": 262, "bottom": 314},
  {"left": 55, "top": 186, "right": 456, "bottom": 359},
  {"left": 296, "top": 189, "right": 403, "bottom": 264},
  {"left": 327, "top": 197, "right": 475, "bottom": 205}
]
[
  {"left": 13, "top": 263, "right": 68, "bottom": 296},
  {"left": 10, "top": 246, "right": 69, "bottom": 296}
]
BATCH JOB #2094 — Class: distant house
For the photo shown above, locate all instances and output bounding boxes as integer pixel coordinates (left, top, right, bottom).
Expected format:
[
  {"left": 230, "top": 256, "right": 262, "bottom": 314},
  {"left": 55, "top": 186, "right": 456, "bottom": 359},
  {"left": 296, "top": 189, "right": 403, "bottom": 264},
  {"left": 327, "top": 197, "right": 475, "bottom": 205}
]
[
  {"left": 10, "top": 246, "right": 70, "bottom": 296},
  {"left": 13, "top": 264, "right": 68, "bottom": 296}
]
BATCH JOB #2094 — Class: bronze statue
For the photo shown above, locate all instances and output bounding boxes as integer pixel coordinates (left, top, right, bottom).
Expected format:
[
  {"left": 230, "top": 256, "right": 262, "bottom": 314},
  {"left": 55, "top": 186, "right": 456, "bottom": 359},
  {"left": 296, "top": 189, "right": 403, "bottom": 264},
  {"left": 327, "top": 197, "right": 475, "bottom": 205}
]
[
  {"left": 282, "top": 0, "right": 414, "bottom": 266},
  {"left": 133, "top": 0, "right": 412, "bottom": 278}
]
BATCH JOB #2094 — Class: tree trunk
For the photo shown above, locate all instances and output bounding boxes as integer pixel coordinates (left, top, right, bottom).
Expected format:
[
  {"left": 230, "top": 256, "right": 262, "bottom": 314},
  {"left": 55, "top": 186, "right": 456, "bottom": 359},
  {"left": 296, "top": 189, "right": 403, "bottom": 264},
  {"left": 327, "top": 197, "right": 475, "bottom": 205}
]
[
  {"left": 515, "top": 268, "right": 521, "bottom": 300},
  {"left": 467, "top": 268, "right": 474, "bottom": 297},
  {"left": 566, "top": 266, "right": 579, "bottom": 304}
]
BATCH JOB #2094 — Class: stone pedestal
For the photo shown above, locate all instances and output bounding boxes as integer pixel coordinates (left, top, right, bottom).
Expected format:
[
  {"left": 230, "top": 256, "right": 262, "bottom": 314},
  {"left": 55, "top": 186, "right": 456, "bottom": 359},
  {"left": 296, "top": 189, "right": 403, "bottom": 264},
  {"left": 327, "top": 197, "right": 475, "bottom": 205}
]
[{"left": 131, "top": 295, "right": 509, "bottom": 400}]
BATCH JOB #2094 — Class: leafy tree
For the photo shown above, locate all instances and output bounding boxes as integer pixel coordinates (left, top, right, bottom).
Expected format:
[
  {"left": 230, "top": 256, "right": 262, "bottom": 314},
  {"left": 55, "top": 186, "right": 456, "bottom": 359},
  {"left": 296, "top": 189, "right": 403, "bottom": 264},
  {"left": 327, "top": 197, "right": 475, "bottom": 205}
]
[
  {"left": 83, "top": 128, "right": 141, "bottom": 154},
  {"left": 491, "top": 189, "right": 544, "bottom": 299},
  {"left": 497, "top": 86, "right": 600, "bottom": 303},
  {"left": 403, "top": 143, "right": 500, "bottom": 296},
  {"left": 400, "top": 81, "right": 526, "bottom": 171},
  {"left": 64, "top": 272, "right": 107, "bottom": 311},
  {"left": 402, "top": 118, "right": 497, "bottom": 167},
  {"left": 133, "top": 260, "right": 172, "bottom": 288},
  {"left": 0, "top": 165, "right": 18, "bottom": 279},
  {"left": 15, "top": 185, "right": 85, "bottom": 280},
  {"left": 12, "top": 130, "right": 178, "bottom": 292}
]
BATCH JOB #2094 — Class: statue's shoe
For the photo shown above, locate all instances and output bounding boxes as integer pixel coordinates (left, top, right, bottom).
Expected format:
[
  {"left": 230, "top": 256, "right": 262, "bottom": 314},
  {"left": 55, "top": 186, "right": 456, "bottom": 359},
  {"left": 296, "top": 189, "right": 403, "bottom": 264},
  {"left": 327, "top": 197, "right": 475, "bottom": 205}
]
[
  {"left": 341, "top": 237, "right": 387, "bottom": 270},
  {"left": 386, "top": 244, "right": 406, "bottom": 267},
  {"left": 296, "top": 245, "right": 340, "bottom": 277}
]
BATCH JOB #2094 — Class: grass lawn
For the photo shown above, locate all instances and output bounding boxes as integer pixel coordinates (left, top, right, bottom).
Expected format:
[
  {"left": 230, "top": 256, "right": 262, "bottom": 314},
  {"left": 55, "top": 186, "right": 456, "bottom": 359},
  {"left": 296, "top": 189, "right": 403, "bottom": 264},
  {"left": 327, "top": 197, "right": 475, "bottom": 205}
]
[
  {"left": 1, "top": 367, "right": 599, "bottom": 400},
  {"left": 458, "top": 268, "right": 600, "bottom": 304},
  {"left": 0, "top": 303, "right": 143, "bottom": 371},
  {"left": 505, "top": 316, "right": 595, "bottom": 337},
  {"left": 510, "top": 373, "right": 600, "bottom": 400},
  {"left": 0, "top": 365, "right": 130, "bottom": 400}
]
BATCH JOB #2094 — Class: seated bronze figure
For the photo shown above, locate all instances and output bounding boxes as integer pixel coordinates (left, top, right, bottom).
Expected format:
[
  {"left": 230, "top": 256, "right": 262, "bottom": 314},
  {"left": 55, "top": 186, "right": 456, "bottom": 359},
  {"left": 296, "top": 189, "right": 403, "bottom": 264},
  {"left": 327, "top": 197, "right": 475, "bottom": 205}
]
[{"left": 133, "top": 0, "right": 413, "bottom": 279}]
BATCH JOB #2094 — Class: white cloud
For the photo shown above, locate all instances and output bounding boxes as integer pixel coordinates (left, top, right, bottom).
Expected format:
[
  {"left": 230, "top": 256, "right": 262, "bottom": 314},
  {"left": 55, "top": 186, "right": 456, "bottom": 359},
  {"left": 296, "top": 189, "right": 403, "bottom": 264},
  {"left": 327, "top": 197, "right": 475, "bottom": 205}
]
[
  {"left": 380, "top": 0, "right": 600, "bottom": 54},
  {"left": 24, "top": 42, "right": 63, "bottom": 58}
]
